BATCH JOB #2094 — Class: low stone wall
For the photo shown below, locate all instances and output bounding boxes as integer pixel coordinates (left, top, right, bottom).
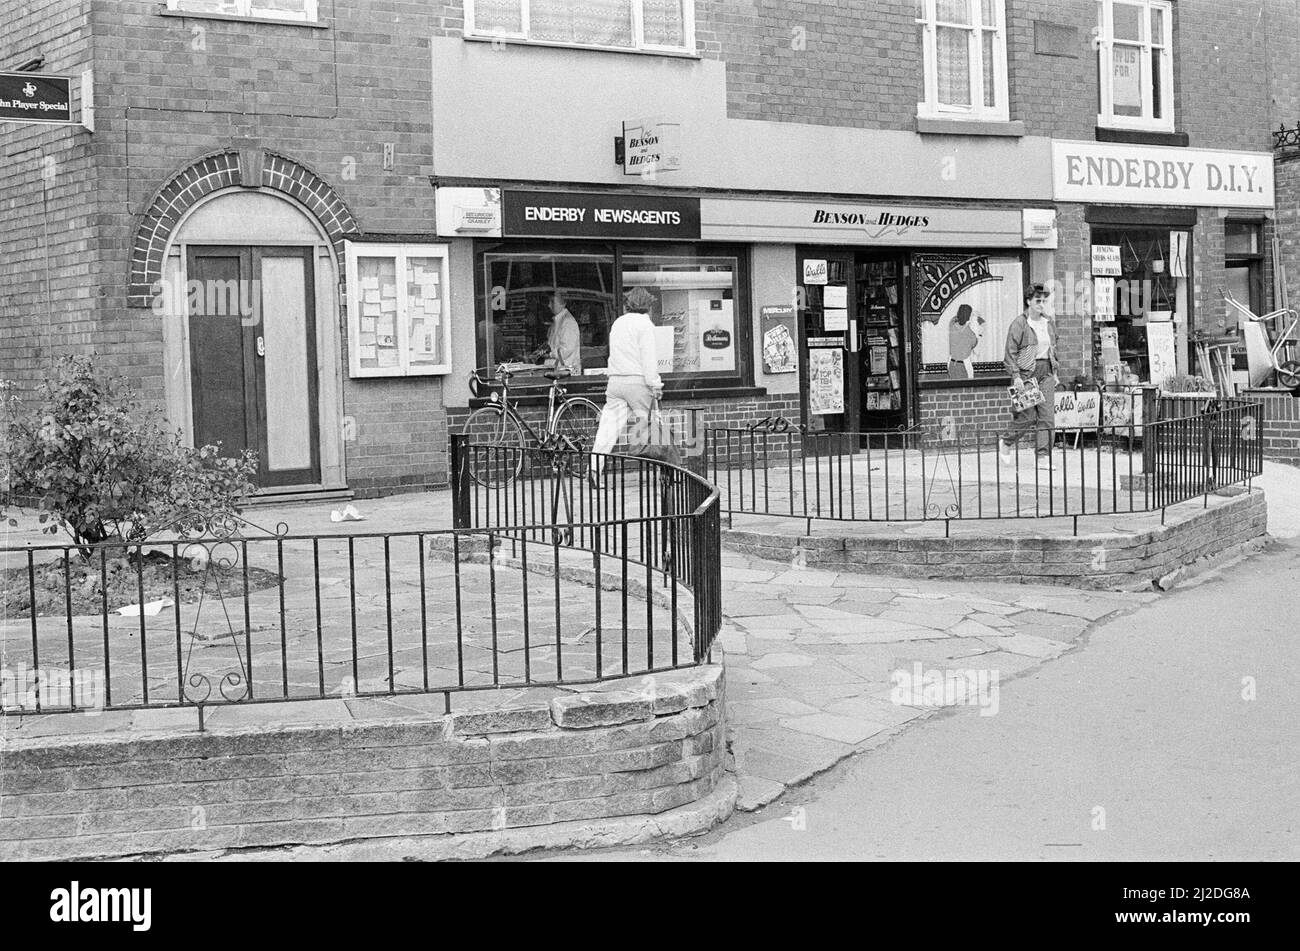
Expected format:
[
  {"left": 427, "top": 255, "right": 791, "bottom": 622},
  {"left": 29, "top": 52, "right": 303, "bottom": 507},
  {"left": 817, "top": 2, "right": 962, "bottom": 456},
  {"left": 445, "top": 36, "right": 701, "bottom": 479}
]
[
  {"left": 723, "top": 490, "right": 1268, "bottom": 591},
  {"left": 0, "top": 666, "right": 729, "bottom": 861}
]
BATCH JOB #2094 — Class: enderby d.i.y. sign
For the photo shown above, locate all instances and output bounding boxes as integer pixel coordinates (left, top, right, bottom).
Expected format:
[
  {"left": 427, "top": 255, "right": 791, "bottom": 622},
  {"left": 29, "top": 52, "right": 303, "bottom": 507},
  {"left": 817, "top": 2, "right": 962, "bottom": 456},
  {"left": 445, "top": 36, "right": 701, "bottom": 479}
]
[
  {"left": 0, "top": 72, "right": 72, "bottom": 124},
  {"left": 502, "top": 190, "right": 701, "bottom": 240}
]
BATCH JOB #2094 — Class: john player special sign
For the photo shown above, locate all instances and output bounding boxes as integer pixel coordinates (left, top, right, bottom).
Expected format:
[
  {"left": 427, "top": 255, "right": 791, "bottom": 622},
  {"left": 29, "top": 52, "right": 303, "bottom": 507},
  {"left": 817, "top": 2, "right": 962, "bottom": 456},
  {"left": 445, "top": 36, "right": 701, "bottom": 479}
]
[{"left": 0, "top": 72, "right": 72, "bottom": 124}]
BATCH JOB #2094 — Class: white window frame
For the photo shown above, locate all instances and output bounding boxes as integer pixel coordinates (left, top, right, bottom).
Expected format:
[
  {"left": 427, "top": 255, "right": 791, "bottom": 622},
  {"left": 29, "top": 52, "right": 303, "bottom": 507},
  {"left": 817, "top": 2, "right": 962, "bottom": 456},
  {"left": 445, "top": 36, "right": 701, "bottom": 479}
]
[
  {"left": 1097, "top": 0, "right": 1175, "bottom": 132},
  {"left": 915, "top": 0, "right": 1010, "bottom": 122},
  {"left": 464, "top": 0, "right": 696, "bottom": 55},
  {"left": 345, "top": 242, "right": 453, "bottom": 379},
  {"left": 166, "top": 0, "right": 319, "bottom": 22}
]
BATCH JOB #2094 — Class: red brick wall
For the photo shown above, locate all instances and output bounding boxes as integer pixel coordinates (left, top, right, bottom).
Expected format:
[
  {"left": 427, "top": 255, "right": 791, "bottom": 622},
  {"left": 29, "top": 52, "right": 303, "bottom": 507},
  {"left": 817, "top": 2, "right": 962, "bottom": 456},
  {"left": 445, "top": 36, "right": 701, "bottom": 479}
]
[
  {"left": 725, "top": 489, "right": 1268, "bottom": 590},
  {"left": 0, "top": 0, "right": 98, "bottom": 390},
  {"left": 920, "top": 386, "right": 1011, "bottom": 443},
  {"left": 0, "top": 667, "right": 728, "bottom": 860},
  {"left": 1245, "top": 388, "right": 1300, "bottom": 466}
]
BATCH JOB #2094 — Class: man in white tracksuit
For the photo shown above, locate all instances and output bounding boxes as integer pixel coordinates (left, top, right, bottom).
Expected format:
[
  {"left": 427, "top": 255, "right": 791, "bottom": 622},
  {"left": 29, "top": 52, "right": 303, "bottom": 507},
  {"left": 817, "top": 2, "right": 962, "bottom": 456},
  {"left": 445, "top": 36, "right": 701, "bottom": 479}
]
[{"left": 591, "top": 286, "right": 663, "bottom": 475}]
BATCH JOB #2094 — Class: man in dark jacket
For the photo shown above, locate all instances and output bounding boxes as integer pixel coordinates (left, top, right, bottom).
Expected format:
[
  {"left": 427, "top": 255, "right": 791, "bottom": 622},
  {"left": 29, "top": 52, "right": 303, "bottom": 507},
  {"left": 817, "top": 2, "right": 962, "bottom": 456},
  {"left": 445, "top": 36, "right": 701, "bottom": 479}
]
[{"left": 998, "top": 283, "right": 1059, "bottom": 467}]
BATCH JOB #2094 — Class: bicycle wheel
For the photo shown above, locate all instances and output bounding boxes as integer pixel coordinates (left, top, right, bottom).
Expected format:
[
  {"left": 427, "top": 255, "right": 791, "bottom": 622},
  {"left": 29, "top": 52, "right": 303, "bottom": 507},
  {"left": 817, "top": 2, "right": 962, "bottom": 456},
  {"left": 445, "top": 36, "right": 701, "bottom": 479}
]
[
  {"left": 1278, "top": 360, "right": 1300, "bottom": 390},
  {"left": 462, "top": 406, "right": 525, "bottom": 487},
  {"left": 553, "top": 397, "right": 602, "bottom": 451}
]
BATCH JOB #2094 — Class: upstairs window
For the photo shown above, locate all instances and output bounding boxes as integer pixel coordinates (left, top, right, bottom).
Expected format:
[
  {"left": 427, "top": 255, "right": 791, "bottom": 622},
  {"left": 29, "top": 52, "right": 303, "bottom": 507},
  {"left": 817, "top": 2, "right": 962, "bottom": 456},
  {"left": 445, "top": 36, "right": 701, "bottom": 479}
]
[
  {"left": 1097, "top": 0, "right": 1174, "bottom": 132},
  {"left": 465, "top": 0, "right": 695, "bottom": 53},
  {"left": 166, "top": 0, "right": 318, "bottom": 21},
  {"left": 915, "top": 0, "right": 1009, "bottom": 122}
]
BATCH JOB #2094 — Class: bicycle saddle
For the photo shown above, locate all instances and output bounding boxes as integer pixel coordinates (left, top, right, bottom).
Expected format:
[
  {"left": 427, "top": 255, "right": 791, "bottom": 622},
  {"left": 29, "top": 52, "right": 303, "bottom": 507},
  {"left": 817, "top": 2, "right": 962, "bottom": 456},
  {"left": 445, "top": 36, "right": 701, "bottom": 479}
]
[{"left": 543, "top": 369, "right": 572, "bottom": 381}]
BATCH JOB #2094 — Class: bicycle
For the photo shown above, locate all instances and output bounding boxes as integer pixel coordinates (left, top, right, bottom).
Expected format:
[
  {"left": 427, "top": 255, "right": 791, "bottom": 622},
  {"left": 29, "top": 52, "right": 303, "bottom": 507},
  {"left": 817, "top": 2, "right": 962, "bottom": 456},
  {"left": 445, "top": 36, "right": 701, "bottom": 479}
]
[{"left": 463, "top": 363, "right": 603, "bottom": 488}]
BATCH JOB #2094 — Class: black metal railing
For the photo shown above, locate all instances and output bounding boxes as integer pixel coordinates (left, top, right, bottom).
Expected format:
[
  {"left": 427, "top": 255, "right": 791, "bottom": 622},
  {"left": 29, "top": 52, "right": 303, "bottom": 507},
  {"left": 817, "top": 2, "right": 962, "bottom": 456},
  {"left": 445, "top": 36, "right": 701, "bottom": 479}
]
[
  {"left": 450, "top": 435, "right": 722, "bottom": 665},
  {"left": 707, "top": 399, "right": 1263, "bottom": 532},
  {"left": 1274, "top": 123, "right": 1300, "bottom": 151},
  {"left": 0, "top": 443, "right": 723, "bottom": 723}
]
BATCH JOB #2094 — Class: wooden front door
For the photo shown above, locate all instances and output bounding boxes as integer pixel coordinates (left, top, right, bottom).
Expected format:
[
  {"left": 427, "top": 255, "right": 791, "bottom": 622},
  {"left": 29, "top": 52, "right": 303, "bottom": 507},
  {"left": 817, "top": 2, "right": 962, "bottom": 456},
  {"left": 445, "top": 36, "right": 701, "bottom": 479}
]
[{"left": 187, "top": 246, "right": 321, "bottom": 488}]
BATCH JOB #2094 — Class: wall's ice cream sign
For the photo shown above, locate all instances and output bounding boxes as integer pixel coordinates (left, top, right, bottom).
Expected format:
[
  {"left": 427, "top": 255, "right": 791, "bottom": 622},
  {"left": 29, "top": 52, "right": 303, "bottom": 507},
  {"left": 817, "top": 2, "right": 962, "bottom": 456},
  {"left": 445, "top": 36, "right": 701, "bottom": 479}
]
[{"left": 1053, "top": 141, "right": 1273, "bottom": 209}]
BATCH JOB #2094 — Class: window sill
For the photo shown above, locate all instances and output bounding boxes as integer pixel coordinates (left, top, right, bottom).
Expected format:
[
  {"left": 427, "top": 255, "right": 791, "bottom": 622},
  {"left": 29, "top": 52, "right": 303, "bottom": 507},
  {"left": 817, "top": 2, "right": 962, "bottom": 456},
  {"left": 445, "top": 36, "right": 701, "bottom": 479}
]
[
  {"left": 916, "top": 117, "right": 1025, "bottom": 138},
  {"left": 462, "top": 33, "right": 700, "bottom": 59},
  {"left": 159, "top": 9, "right": 327, "bottom": 28},
  {"left": 919, "top": 375, "right": 1013, "bottom": 390},
  {"left": 1096, "top": 126, "right": 1189, "bottom": 147},
  {"left": 471, "top": 382, "right": 764, "bottom": 409}
]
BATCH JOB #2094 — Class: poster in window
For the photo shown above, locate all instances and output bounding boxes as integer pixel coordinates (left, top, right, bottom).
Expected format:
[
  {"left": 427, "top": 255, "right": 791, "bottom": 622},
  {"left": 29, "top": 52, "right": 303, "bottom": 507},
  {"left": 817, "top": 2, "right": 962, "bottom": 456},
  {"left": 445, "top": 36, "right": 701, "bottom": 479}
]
[
  {"left": 1100, "top": 326, "right": 1122, "bottom": 382},
  {"left": 1094, "top": 277, "right": 1117, "bottom": 321},
  {"left": 761, "top": 304, "right": 798, "bottom": 374},
  {"left": 1091, "top": 245, "right": 1122, "bottom": 277},
  {"left": 808, "top": 347, "right": 844, "bottom": 415},
  {"left": 1147, "top": 321, "right": 1177, "bottom": 386},
  {"left": 698, "top": 299, "right": 735, "bottom": 372},
  {"left": 1169, "top": 231, "right": 1189, "bottom": 278},
  {"left": 824, "top": 308, "right": 849, "bottom": 332},
  {"left": 803, "top": 259, "right": 828, "bottom": 285},
  {"left": 914, "top": 253, "right": 1023, "bottom": 375},
  {"left": 653, "top": 326, "right": 676, "bottom": 374},
  {"left": 1112, "top": 45, "right": 1143, "bottom": 111}
]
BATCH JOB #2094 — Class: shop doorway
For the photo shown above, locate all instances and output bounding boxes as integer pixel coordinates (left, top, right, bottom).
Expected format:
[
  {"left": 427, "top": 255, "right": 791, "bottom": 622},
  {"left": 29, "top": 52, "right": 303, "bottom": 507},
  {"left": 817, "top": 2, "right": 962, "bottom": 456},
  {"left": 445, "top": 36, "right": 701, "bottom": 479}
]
[
  {"left": 797, "top": 249, "right": 859, "bottom": 435},
  {"left": 187, "top": 245, "right": 321, "bottom": 488},
  {"left": 796, "top": 248, "right": 913, "bottom": 441},
  {"left": 855, "top": 251, "right": 911, "bottom": 431}
]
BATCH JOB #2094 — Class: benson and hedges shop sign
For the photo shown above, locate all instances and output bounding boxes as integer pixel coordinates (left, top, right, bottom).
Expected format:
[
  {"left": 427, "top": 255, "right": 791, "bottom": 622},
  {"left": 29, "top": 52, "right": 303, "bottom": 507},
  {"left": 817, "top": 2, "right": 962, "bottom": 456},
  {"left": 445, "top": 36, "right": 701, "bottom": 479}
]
[
  {"left": 699, "top": 198, "right": 1029, "bottom": 247},
  {"left": 502, "top": 190, "right": 701, "bottom": 240},
  {"left": 1052, "top": 141, "right": 1274, "bottom": 209}
]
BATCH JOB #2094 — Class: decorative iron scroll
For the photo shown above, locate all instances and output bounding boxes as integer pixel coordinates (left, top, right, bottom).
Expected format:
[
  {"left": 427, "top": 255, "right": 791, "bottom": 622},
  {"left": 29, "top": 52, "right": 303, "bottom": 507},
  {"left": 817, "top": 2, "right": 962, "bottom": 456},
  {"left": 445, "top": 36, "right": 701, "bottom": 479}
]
[{"left": 145, "top": 512, "right": 289, "bottom": 711}]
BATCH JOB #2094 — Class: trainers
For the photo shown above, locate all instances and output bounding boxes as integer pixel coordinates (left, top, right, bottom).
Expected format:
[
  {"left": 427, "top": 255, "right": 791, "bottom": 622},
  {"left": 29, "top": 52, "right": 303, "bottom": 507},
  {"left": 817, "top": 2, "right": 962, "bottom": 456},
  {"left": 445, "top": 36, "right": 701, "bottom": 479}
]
[
  {"left": 1036, "top": 453, "right": 1055, "bottom": 469},
  {"left": 998, "top": 439, "right": 1013, "bottom": 465}
]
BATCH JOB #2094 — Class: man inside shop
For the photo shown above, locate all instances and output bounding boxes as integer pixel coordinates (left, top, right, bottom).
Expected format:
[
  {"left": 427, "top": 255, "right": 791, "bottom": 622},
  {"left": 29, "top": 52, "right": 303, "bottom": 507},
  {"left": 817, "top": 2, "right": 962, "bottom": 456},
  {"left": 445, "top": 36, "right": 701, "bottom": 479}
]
[
  {"left": 998, "top": 283, "right": 1059, "bottom": 468},
  {"left": 539, "top": 291, "right": 583, "bottom": 374}
]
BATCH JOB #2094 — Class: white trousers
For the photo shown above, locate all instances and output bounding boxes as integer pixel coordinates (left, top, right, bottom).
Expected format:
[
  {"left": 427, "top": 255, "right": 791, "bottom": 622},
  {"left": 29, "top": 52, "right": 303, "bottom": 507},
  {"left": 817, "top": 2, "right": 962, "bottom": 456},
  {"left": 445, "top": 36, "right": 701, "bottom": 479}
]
[{"left": 592, "top": 378, "right": 654, "bottom": 468}]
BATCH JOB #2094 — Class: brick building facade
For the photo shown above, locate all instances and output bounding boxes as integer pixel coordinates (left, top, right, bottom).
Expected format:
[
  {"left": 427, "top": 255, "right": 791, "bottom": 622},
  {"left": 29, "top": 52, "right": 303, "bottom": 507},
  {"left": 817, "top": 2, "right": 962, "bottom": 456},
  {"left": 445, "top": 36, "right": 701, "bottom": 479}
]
[{"left": 1, "top": 1, "right": 1295, "bottom": 500}]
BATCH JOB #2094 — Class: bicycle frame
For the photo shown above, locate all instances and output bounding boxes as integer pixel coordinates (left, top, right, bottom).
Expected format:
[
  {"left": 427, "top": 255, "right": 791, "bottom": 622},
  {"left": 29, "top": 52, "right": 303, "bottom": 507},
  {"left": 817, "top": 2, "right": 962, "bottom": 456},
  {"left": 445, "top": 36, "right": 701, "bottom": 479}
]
[{"left": 478, "top": 365, "right": 578, "bottom": 447}]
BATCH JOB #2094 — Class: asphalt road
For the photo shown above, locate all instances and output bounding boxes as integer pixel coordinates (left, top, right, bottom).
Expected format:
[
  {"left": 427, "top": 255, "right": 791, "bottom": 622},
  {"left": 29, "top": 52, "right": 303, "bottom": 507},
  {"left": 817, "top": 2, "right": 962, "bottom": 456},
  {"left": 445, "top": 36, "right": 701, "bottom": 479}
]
[{"left": 549, "top": 475, "right": 1300, "bottom": 862}]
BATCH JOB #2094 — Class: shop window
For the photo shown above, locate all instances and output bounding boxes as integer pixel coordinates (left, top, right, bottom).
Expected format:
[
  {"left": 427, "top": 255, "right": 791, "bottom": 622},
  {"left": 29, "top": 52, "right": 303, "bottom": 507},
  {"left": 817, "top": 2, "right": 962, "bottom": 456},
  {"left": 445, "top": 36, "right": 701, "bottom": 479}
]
[
  {"left": 623, "top": 254, "right": 739, "bottom": 376},
  {"left": 915, "top": 0, "right": 1009, "bottom": 122},
  {"left": 344, "top": 243, "right": 452, "bottom": 378},
  {"left": 478, "top": 245, "right": 745, "bottom": 388},
  {"left": 165, "top": 0, "right": 318, "bottom": 21},
  {"left": 481, "top": 252, "right": 618, "bottom": 376},
  {"left": 465, "top": 0, "right": 695, "bottom": 53},
  {"left": 1090, "top": 227, "right": 1186, "bottom": 385},
  {"left": 913, "top": 252, "right": 1024, "bottom": 382},
  {"left": 1096, "top": 0, "right": 1174, "bottom": 132}
]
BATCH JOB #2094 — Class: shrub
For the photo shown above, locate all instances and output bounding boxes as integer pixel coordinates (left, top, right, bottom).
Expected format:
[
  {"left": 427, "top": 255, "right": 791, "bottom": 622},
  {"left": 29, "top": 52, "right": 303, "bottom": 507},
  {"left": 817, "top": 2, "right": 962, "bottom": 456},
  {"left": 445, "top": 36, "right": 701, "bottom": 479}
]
[{"left": 1, "top": 356, "right": 258, "bottom": 554}]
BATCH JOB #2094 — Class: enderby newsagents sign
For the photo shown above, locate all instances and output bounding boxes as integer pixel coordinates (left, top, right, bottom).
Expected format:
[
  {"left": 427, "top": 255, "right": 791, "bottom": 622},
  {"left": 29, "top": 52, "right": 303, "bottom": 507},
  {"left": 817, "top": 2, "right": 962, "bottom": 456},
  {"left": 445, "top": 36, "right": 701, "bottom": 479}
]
[
  {"left": 0, "top": 72, "right": 72, "bottom": 124},
  {"left": 503, "top": 191, "right": 700, "bottom": 240},
  {"left": 1053, "top": 141, "right": 1274, "bottom": 209}
]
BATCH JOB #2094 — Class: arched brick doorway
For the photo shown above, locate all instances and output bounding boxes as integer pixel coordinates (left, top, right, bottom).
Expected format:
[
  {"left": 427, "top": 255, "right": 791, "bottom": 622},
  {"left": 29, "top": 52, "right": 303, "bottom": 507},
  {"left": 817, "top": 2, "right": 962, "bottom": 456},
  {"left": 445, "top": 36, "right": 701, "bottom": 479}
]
[{"left": 137, "top": 151, "right": 355, "bottom": 497}]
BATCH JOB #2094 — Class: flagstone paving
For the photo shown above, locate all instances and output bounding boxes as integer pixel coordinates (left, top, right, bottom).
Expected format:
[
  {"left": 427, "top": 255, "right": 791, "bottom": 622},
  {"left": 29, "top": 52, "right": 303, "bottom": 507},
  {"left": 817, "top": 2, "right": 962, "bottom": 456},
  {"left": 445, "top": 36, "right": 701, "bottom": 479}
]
[{"left": 713, "top": 546, "right": 1158, "bottom": 811}]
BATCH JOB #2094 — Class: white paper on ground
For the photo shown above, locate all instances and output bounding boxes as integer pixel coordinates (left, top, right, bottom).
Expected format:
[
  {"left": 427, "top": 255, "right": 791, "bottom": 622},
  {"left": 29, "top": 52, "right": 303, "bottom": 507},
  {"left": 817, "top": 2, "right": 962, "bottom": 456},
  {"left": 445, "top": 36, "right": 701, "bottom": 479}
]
[{"left": 117, "top": 598, "right": 174, "bottom": 617}]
